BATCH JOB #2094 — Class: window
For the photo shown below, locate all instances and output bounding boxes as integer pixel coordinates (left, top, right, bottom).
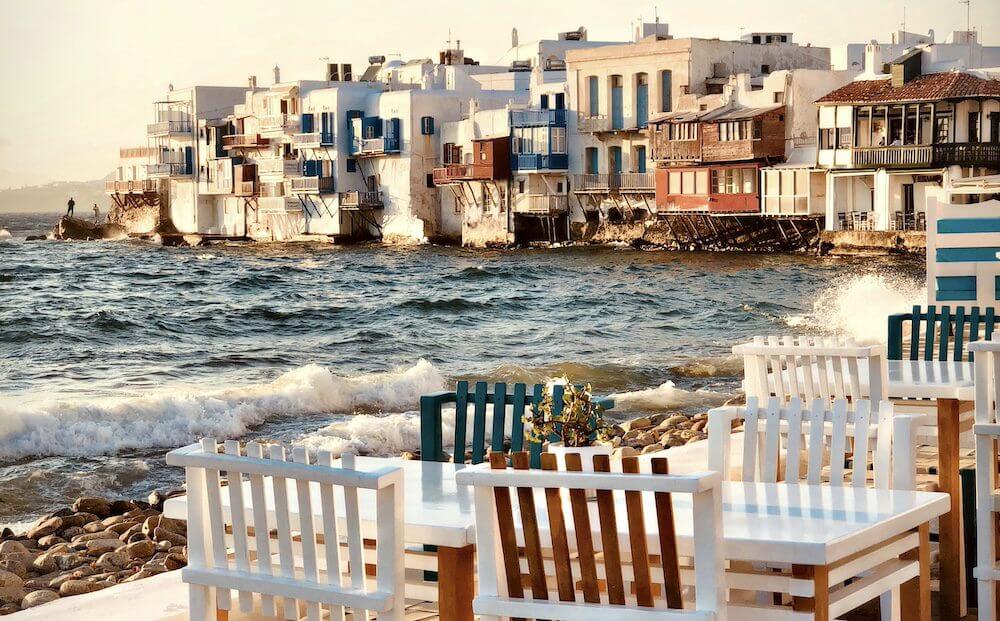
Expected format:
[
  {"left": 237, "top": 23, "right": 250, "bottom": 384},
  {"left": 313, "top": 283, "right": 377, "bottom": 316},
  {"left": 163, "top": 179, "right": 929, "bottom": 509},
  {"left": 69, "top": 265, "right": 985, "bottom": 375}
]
[
  {"left": 718, "top": 120, "right": 751, "bottom": 141},
  {"left": 710, "top": 167, "right": 757, "bottom": 194},
  {"left": 969, "top": 112, "right": 981, "bottom": 143},
  {"left": 669, "top": 122, "right": 697, "bottom": 141},
  {"left": 540, "top": 94, "right": 549, "bottom": 109},
  {"left": 347, "top": 158, "right": 357, "bottom": 173},
  {"left": 935, "top": 115, "right": 951, "bottom": 143},
  {"left": 837, "top": 126, "right": 853, "bottom": 149},
  {"left": 554, "top": 93, "right": 565, "bottom": 110},
  {"left": 761, "top": 64, "right": 771, "bottom": 74},
  {"left": 556, "top": 181, "right": 564, "bottom": 193},
  {"left": 518, "top": 180, "right": 525, "bottom": 193},
  {"left": 753, "top": 118, "right": 763, "bottom": 140},
  {"left": 420, "top": 116, "right": 435, "bottom": 135},
  {"left": 588, "top": 76, "right": 599, "bottom": 116},
  {"left": 584, "top": 147, "right": 599, "bottom": 174},
  {"left": 660, "top": 70, "right": 673, "bottom": 113},
  {"left": 426, "top": 173, "right": 434, "bottom": 188},
  {"left": 991, "top": 112, "right": 1000, "bottom": 144},
  {"left": 820, "top": 128, "right": 836, "bottom": 150},
  {"left": 551, "top": 127, "right": 567, "bottom": 154}
]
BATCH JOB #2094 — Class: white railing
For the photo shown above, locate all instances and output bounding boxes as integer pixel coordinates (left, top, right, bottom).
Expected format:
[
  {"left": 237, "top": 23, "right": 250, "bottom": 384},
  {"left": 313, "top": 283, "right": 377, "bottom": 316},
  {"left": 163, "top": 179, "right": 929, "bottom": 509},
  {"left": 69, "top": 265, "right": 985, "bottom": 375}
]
[
  {"left": 147, "top": 120, "right": 192, "bottom": 136},
  {"left": 146, "top": 163, "right": 189, "bottom": 177},
  {"left": 293, "top": 132, "right": 333, "bottom": 148},
  {"left": 259, "top": 113, "right": 300, "bottom": 134},
  {"left": 289, "top": 176, "right": 335, "bottom": 194},
  {"left": 851, "top": 146, "right": 933, "bottom": 167},
  {"left": 257, "top": 157, "right": 302, "bottom": 177},
  {"left": 515, "top": 194, "right": 569, "bottom": 214},
  {"left": 576, "top": 114, "right": 611, "bottom": 133},
  {"left": 358, "top": 137, "right": 385, "bottom": 153}
]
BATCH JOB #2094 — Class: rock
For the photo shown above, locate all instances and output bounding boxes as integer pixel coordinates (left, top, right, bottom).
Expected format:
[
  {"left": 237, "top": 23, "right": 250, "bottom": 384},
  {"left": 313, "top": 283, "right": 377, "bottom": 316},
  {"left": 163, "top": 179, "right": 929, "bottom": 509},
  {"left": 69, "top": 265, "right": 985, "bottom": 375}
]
[
  {"left": 147, "top": 488, "right": 185, "bottom": 512},
  {"left": 124, "top": 540, "right": 156, "bottom": 560},
  {"left": 152, "top": 527, "right": 186, "bottom": 547},
  {"left": 37, "top": 535, "right": 65, "bottom": 548},
  {"left": 59, "top": 579, "right": 99, "bottom": 596},
  {"left": 0, "top": 559, "right": 26, "bottom": 579},
  {"left": 120, "top": 568, "right": 156, "bottom": 583},
  {"left": 0, "top": 529, "right": 12, "bottom": 541},
  {"left": 109, "top": 500, "right": 138, "bottom": 515},
  {"left": 100, "top": 515, "right": 129, "bottom": 528},
  {"left": 156, "top": 516, "right": 185, "bottom": 536},
  {"left": 613, "top": 446, "right": 639, "bottom": 460},
  {"left": 30, "top": 553, "right": 58, "bottom": 575},
  {"left": 624, "top": 416, "right": 652, "bottom": 431},
  {"left": 0, "top": 569, "right": 25, "bottom": 605},
  {"left": 82, "top": 522, "right": 105, "bottom": 534},
  {"left": 95, "top": 551, "right": 128, "bottom": 571},
  {"left": 72, "top": 531, "right": 118, "bottom": 543},
  {"left": 53, "top": 553, "right": 87, "bottom": 572},
  {"left": 59, "top": 513, "right": 98, "bottom": 530},
  {"left": 0, "top": 603, "right": 20, "bottom": 615},
  {"left": 691, "top": 420, "right": 707, "bottom": 432},
  {"left": 27, "top": 517, "right": 63, "bottom": 540},
  {"left": 24, "top": 235, "right": 46, "bottom": 241},
  {"left": 85, "top": 539, "right": 124, "bottom": 555},
  {"left": 21, "top": 589, "right": 59, "bottom": 608},
  {"left": 164, "top": 553, "right": 186, "bottom": 571},
  {"left": 106, "top": 520, "right": 140, "bottom": 536},
  {"left": 641, "top": 444, "right": 662, "bottom": 454},
  {"left": 140, "top": 516, "right": 160, "bottom": 537},
  {"left": 59, "top": 527, "right": 83, "bottom": 540},
  {"left": 658, "top": 415, "right": 689, "bottom": 430},
  {"left": 400, "top": 451, "right": 418, "bottom": 460},
  {"left": 71, "top": 498, "right": 112, "bottom": 519}
]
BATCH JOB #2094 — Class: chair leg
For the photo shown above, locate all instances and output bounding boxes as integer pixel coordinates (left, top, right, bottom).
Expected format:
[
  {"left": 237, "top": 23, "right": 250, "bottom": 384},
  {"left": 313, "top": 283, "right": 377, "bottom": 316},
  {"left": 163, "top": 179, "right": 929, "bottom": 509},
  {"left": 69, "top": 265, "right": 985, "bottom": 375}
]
[
  {"left": 216, "top": 610, "right": 229, "bottom": 621},
  {"left": 879, "top": 587, "right": 900, "bottom": 621},
  {"left": 189, "top": 585, "right": 214, "bottom": 621},
  {"left": 978, "top": 577, "right": 996, "bottom": 621}
]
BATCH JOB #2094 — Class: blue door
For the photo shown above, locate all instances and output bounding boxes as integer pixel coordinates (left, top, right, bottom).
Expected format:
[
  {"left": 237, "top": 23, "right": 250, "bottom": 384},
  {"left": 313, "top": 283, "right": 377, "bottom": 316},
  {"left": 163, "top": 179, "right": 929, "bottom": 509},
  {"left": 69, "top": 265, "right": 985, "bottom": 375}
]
[
  {"left": 611, "top": 76, "right": 623, "bottom": 130},
  {"left": 320, "top": 113, "right": 333, "bottom": 144},
  {"left": 635, "top": 146, "right": 646, "bottom": 173},
  {"left": 301, "top": 113, "right": 315, "bottom": 133},
  {"left": 609, "top": 147, "right": 622, "bottom": 174},
  {"left": 636, "top": 75, "right": 648, "bottom": 127},
  {"left": 585, "top": 147, "right": 599, "bottom": 174},
  {"left": 183, "top": 146, "right": 193, "bottom": 175},
  {"left": 660, "top": 70, "right": 673, "bottom": 113},
  {"left": 588, "top": 76, "right": 599, "bottom": 116}
]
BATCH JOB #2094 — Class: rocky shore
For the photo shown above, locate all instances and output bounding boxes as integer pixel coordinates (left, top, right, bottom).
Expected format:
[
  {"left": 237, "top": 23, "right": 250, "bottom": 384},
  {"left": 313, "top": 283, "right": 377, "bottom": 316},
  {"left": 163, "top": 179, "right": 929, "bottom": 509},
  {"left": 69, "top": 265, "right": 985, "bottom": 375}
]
[{"left": 0, "top": 490, "right": 185, "bottom": 615}]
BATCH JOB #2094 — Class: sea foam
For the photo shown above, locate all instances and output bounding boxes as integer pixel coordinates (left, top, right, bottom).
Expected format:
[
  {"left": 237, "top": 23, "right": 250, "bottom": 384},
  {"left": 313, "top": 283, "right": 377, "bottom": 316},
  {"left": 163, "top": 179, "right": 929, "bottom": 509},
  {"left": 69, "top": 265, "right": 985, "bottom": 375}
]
[
  {"left": 610, "top": 381, "right": 731, "bottom": 412},
  {"left": 785, "top": 272, "right": 925, "bottom": 344},
  {"left": 0, "top": 360, "right": 444, "bottom": 460}
]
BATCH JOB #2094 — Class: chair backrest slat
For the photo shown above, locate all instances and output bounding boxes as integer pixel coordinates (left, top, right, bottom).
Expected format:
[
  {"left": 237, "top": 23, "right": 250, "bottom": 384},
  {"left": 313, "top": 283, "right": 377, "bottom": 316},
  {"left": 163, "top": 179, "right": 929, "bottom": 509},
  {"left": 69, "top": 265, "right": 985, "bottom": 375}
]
[
  {"left": 540, "top": 454, "right": 576, "bottom": 602},
  {"left": 490, "top": 382, "right": 508, "bottom": 453},
  {"left": 924, "top": 305, "right": 937, "bottom": 361},
  {"left": 954, "top": 307, "right": 967, "bottom": 361},
  {"left": 167, "top": 441, "right": 404, "bottom": 621},
  {"left": 806, "top": 399, "right": 826, "bottom": 485},
  {"left": 510, "top": 383, "right": 528, "bottom": 453},
  {"left": 783, "top": 397, "right": 803, "bottom": 482},
  {"left": 470, "top": 381, "right": 489, "bottom": 464},
  {"left": 564, "top": 453, "right": 601, "bottom": 603},
  {"left": 908, "top": 304, "right": 922, "bottom": 360},
  {"left": 464, "top": 451, "right": 724, "bottom": 619},
  {"left": 741, "top": 401, "right": 761, "bottom": 482},
  {"left": 452, "top": 381, "right": 469, "bottom": 464},
  {"left": 827, "top": 400, "right": 849, "bottom": 485},
  {"left": 761, "top": 398, "right": 782, "bottom": 482},
  {"left": 223, "top": 440, "right": 253, "bottom": 613},
  {"left": 939, "top": 306, "right": 953, "bottom": 361}
]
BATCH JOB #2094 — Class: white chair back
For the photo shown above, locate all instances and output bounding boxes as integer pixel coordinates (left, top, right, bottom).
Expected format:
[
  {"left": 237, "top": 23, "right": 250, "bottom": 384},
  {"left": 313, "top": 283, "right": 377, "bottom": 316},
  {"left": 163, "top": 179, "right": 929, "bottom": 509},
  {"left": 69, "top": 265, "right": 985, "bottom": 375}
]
[
  {"left": 166, "top": 439, "right": 405, "bottom": 621},
  {"left": 734, "top": 335, "right": 887, "bottom": 406},
  {"left": 457, "top": 451, "right": 726, "bottom": 621},
  {"left": 707, "top": 397, "right": 918, "bottom": 490},
  {"left": 969, "top": 339, "right": 1000, "bottom": 618}
]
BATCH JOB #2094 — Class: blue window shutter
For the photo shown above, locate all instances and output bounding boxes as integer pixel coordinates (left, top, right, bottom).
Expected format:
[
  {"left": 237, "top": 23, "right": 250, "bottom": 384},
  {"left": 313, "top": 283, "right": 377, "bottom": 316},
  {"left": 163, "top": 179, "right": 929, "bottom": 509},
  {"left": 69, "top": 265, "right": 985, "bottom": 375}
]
[
  {"left": 636, "top": 82, "right": 648, "bottom": 127},
  {"left": 386, "top": 118, "right": 401, "bottom": 149},
  {"left": 540, "top": 94, "right": 549, "bottom": 109},
  {"left": 554, "top": 93, "right": 565, "bottom": 110},
  {"left": 184, "top": 146, "right": 193, "bottom": 174},
  {"left": 301, "top": 113, "right": 314, "bottom": 133},
  {"left": 635, "top": 146, "right": 647, "bottom": 173},
  {"left": 588, "top": 77, "right": 599, "bottom": 116},
  {"left": 347, "top": 158, "right": 357, "bottom": 173},
  {"left": 661, "top": 70, "right": 672, "bottom": 113}
]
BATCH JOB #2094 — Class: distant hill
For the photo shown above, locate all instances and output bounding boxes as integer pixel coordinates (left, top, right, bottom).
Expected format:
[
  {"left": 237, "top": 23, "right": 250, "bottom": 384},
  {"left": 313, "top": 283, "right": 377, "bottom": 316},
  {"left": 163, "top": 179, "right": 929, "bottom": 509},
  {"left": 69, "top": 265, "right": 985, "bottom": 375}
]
[{"left": 0, "top": 180, "right": 107, "bottom": 214}]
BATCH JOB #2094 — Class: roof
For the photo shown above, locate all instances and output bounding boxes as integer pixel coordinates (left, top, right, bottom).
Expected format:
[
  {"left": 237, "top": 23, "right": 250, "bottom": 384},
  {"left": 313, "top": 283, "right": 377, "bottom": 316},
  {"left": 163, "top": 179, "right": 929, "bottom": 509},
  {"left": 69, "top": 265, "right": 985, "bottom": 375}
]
[
  {"left": 768, "top": 146, "right": 818, "bottom": 169},
  {"left": 816, "top": 71, "right": 1000, "bottom": 104},
  {"left": 649, "top": 104, "right": 783, "bottom": 124}
]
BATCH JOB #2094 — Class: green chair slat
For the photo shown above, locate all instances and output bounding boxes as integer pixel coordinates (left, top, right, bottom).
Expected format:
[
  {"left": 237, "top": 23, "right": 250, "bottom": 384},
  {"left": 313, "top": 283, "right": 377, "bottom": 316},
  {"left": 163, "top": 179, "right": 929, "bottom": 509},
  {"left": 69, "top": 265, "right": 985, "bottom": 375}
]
[
  {"left": 490, "top": 382, "right": 507, "bottom": 453},
  {"left": 953, "top": 307, "right": 966, "bottom": 362},
  {"left": 924, "top": 305, "right": 937, "bottom": 362},
  {"left": 970, "top": 307, "right": 982, "bottom": 362},
  {"left": 909, "top": 304, "right": 922, "bottom": 361},
  {"left": 510, "top": 383, "right": 527, "bottom": 452},
  {"left": 987, "top": 308, "right": 996, "bottom": 342},
  {"left": 938, "top": 306, "right": 951, "bottom": 362},
  {"left": 452, "top": 381, "right": 469, "bottom": 464},
  {"left": 470, "top": 381, "right": 489, "bottom": 464}
]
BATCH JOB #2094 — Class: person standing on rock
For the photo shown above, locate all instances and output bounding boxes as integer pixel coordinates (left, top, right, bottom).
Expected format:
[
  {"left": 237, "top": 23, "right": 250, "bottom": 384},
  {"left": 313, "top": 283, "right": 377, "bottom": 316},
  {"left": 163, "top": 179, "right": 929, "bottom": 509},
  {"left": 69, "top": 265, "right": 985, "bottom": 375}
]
[
  {"left": 66, "top": 197, "right": 75, "bottom": 217},
  {"left": 92, "top": 204, "right": 101, "bottom": 224}
]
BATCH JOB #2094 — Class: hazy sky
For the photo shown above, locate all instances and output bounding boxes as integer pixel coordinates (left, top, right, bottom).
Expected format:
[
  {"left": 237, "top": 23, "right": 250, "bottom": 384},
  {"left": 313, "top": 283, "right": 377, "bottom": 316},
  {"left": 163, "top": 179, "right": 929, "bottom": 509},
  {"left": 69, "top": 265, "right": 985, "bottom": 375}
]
[{"left": 1, "top": 0, "right": 997, "bottom": 189}]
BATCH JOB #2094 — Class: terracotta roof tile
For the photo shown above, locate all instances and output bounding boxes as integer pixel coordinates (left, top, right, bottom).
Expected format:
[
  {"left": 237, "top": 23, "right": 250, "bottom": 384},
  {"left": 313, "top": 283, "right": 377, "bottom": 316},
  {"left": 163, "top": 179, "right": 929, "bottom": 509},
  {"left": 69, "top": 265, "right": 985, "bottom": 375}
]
[{"left": 816, "top": 72, "right": 1000, "bottom": 104}]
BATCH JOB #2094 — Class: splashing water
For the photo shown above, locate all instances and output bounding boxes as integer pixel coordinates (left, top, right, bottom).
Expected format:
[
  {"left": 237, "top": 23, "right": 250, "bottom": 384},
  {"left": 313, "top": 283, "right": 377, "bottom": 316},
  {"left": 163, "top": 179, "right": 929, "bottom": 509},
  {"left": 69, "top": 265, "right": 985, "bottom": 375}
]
[{"left": 785, "top": 272, "right": 926, "bottom": 344}]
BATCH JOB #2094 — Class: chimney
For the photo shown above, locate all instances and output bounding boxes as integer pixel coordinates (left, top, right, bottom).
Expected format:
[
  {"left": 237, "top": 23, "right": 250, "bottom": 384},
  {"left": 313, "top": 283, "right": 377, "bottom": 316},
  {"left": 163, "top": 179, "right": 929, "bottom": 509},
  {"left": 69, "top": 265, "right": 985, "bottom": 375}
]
[
  {"left": 248, "top": 75, "right": 257, "bottom": 89},
  {"left": 273, "top": 65, "right": 280, "bottom": 84},
  {"left": 864, "top": 41, "right": 882, "bottom": 74}
]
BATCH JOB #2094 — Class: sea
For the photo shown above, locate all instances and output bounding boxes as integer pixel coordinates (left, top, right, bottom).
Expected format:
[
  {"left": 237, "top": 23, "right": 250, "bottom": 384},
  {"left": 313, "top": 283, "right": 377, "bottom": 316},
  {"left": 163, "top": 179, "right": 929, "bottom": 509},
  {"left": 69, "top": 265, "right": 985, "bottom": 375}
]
[{"left": 0, "top": 211, "right": 926, "bottom": 529}]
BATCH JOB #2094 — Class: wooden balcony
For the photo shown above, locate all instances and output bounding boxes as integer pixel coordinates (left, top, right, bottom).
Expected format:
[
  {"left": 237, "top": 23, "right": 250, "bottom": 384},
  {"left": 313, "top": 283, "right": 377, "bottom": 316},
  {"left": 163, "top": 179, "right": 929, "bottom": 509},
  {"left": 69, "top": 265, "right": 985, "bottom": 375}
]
[
  {"left": 351, "top": 137, "right": 400, "bottom": 157},
  {"left": 339, "top": 190, "right": 383, "bottom": 209},
  {"left": 235, "top": 181, "right": 258, "bottom": 197},
  {"left": 289, "top": 176, "right": 334, "bottom": 194},
  {"left": 147, "top": 120, "right": 192, "bottom": 136},
  {"left": 257, "top": 157, "right": 302, "bottom": 177},
  {"left": 933, "top": 143, "right": 1000, "bottom": 167},
  {"left": 105, "top": 179, "right": 157, "bottom": 194},
  {"left": 650, "top": 138, "right": 702, "bottom": 164},
  {"left": 259, "top": 113, "right": 300, "bottom": 136},
  {"left": 574, "top": 173, "right": 655, "bottom": 193},
  {"left": 223, "top": 134, "right": 268, "bottom": 150},
  {"left": 514, "top": 194, "right": 569, "bottom": 214},
  {"left": 292, "top": 132, "right": 334, "bottom": 149},
  {"left": 577, "top": 114, "right": 612, "bottom": 133},
  {"left": 432, "top": 164, "right": 500, "bottom": 185},
  {"left": 146, "top": 163, "right": 190, "bottom": 178},
  {"left": 851, "top": 145, "right": 933, "bottom": 168}
]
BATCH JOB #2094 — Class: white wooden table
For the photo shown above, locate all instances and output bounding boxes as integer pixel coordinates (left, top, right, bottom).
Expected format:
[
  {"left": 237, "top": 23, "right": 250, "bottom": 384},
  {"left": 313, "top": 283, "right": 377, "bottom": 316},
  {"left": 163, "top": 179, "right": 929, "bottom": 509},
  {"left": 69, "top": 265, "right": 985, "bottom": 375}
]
[
  {"left": 166, "top": 456, "right": 948, "bottom": 621},
  {"left": 887, "top": 358, "right": 974, "bottom": 620}
]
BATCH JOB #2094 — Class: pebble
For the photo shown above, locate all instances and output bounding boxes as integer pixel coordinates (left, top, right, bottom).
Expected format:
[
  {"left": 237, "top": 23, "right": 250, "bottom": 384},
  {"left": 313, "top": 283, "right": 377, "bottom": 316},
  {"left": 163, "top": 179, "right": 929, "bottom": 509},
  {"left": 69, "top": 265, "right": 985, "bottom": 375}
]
[
  {"left": 20, "top": 589, "right": 59, "bottom": 609},
  {"left": 26, "top": 517, "right": 62, "bottom": 541},
  {"left": 124, "top": 540, "right": 156, "bottom": 560},
  {"left": 0, "top": 570, "right": 25, "bottom": 606},
  {"left": 71, "top": 498, "right": 112, "bottom": 519}
]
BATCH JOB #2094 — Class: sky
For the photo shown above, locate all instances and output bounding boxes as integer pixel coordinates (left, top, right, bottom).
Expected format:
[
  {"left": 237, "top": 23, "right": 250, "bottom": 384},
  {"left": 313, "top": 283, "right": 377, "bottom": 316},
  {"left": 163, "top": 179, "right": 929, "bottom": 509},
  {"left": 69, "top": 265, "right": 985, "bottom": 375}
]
[{"left": 0, "top": 0, "right": 997, "bottom": 189}]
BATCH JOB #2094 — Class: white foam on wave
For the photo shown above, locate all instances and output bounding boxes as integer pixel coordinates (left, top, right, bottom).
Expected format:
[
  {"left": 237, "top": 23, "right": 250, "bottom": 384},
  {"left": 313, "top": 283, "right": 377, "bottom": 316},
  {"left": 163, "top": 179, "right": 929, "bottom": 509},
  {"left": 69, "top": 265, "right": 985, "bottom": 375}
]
[
  {"left": 610, "top": 381, "right": 731, "bottom": 412},
  {"left": 0, "top": 229, "right": 11, "bottom": 240},
  {"left": 784, "top": 272, "right": 925, "bottom": 344},
  {"left": 0, "top": 360, "right": 444, "bottom": 460}
]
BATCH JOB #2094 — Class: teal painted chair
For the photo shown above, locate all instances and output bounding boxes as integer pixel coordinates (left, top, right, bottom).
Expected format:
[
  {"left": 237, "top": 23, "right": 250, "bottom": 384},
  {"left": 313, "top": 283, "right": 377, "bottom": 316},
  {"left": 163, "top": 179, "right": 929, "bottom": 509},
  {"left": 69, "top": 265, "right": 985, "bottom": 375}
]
[
  {"left": 419, "top": 381, "right": 615, "bottom": 468},
  {"left": 887, "top": 305, "right": 996, "bottom": 362}
]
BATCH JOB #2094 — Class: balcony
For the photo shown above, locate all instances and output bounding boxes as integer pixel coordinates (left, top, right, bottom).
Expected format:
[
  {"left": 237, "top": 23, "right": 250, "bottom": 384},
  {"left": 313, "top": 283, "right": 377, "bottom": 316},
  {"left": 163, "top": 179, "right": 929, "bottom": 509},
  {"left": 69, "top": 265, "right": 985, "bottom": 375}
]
[
  {"left": 257, "top": 157, "right": 302, "bottom": 178},
  {"left": 235, "top": 181, "right": 258, "bottom": 197},
  {"left": 147, "top": 120, "right": 192, "bottom": 137},
  {"left": 510, "top": 109, "right": 567, "bottom": 127},
  {"left": 433, "top": 164, "right": 468, "bottom": 185},
  {"left": 933, "top": 143, "right": 1000, "bottom": 167},
  {"left": 289, "top": 176, "right": 335, "bottom": 194},
  {"left": 574, "top": 173, "right": 655, "bottom": 193},
  {"left": 351, "top": 137, "right": 400, "bottom": 157},
  {"left": 514, "top": 194, "right": 569, "bottom": 214},
  {"left": 651, "top": 138, "right": 702, "bottom": 163},
  {"left": 339, "top": 190, "right": 383, "bottom": 209},
  {"left": 223, "top": 134, "right": 268, "bottom": 150},
  {"left": 146, "top": 163, "right": 191, "bottom": 178},
  {"left": 259, "top": 113, "right": 300, "bottom": 136},
  {"left": 292, "top": 132, "right": 335, "bottom": 149},
  {"left": 513, "top": 153, "right": 568, "bottom": 171},
  {"left": 104, "top": 179, "right": 157, "bottom": 194}
]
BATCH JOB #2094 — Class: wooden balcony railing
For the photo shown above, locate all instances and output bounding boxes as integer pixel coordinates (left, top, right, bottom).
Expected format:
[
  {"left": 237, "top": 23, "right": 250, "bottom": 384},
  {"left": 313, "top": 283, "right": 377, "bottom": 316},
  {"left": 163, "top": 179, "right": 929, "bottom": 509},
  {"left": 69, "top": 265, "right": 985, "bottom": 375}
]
[
  {"left": 147, "top": 120, "right": 192, "bottom": 136},
  {"left": 933, "top": 143, "right": 1000, "bottom": 166},
  {"left": 339, "top": 191, "right": 383, "bottom": 208},
  {"left": 146, "top": 163, "right": 190, "bottom": 177},
  {"left": 235, "top": 181, "right": 258, "bottom": 197},
  {"left": 432, "top": 164, "right": 467, "bottom": 185},
  {"left": 257, "top": 158, "right": 302, "bottom": 177},
  {"left": 105, "top": 179, "right": 158, "bottom": 194},
  {"left": 514, "top": 194, "right": 569, "bottom": 214},
  {"left": 574, "top": 173, "right": 655, "bottom": 192},
  {"left": 292, "top": 132, "right": 334, "bottom": 148},
  {"left": 289, "top": 176, "right": 335, "bottom": 194},
  {"left": 851, "top": 145, "right": 933, "bottom": 168},
  {"left": 260, "top": 113, "right": 300, "bottom": 134},
  {"left": 223, "top": 134, "right": 267, "bottom": 150}
]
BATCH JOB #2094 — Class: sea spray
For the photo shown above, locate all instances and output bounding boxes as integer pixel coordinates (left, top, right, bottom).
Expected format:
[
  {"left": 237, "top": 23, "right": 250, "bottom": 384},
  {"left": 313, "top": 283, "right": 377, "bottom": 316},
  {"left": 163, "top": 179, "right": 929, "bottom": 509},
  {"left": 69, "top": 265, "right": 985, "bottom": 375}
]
[
  {"left": 0, "top": 360, "right": 444, "bottom": 460},
  {"left": 609, "top": 381, "right": 732, "bottom": 412},
  {"left": 784, "top": 271, "right": 925, "bottom": 344}
]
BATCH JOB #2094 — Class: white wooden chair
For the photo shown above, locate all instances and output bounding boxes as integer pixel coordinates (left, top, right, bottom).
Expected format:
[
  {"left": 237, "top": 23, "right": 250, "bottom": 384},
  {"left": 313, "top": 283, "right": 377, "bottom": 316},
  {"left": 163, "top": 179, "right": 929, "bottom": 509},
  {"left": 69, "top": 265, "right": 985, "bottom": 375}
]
[
  {"left": 457, "top": 451, "right": 726, "bottom": 621},
  {"left": 166, "top": 439, "right": 405, "bottom": 621},
  {"left": 970, "top": 339, "right": 1000, "bottom": 619},
  {"left": 734, "top": 335, "right": 886, "bottom": 406},
  {"left": 707, "top": 397, "right": 922, "bottom": 620}
]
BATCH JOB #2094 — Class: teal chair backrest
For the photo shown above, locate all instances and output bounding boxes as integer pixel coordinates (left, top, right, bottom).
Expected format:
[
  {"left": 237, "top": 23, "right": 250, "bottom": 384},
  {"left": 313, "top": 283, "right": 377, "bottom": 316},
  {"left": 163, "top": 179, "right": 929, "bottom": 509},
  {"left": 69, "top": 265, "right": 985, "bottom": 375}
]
[
  {"left": 419, "top": 381, "right": 614, "bottom": 468},
  {"left": 888, "top": 305, "right": 995, "bottom": 362}
]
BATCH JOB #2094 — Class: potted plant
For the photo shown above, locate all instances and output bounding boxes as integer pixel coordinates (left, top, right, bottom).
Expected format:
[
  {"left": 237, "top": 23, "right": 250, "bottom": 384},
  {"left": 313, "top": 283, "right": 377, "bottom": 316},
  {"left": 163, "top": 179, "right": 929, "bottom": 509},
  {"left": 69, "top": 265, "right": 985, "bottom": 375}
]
[{"left": 525, "top": 380, "right": 613, "bottom": 473}]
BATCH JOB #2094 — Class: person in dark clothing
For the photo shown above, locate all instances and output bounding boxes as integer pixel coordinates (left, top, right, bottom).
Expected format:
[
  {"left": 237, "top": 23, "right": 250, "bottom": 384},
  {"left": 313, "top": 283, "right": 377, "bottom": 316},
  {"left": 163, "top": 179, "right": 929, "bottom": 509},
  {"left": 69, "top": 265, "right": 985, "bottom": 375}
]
[{"left": 66, "top": 197, "right": 75, "bottom": 217}]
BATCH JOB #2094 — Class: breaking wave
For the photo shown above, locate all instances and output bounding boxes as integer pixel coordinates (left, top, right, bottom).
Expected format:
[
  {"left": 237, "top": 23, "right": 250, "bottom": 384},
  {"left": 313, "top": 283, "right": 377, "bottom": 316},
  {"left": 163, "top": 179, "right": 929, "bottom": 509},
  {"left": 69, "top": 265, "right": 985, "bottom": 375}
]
[
  {"left": 0, "top": 360, "right": 444, "bottom": 461},
  {"left": 0, "top": 229, "right": 11, "bottom": 240},
  {"left": 784, "top": 272, "right": 925, "bottom": 344},
  {"left": 609, "top": 381, "right": 732, "bottom": 412}
]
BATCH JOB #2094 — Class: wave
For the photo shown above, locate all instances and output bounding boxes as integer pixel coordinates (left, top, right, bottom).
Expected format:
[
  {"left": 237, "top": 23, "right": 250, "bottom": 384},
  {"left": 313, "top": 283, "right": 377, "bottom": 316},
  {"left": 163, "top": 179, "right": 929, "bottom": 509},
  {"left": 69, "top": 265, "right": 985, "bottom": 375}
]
[
  {"left": 609, "top": 381, "right": 731, "bottom": 412},
  {"left": 784, "top": 272, "right": 925, "bottom": 344},
  {"left": 667, "top": 355, "right": 744, "bottom": 378},
  {"left": 398, "top": 298, "right": 492, "bottom": 312},
  {"left": 0, "top": 360, "right": 444, "bottom": 461},
  {"left": 481, "top": 361, "right": 665, "bottom": 391}
]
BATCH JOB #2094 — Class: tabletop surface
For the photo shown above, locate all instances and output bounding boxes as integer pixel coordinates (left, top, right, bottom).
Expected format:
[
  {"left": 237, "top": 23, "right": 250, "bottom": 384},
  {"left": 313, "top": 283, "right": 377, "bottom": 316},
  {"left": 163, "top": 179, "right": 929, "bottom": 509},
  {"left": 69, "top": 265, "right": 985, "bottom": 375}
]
[
  {"left": 885, "top": 359, "right": 975, "bottom": 401},
  {"left": 165, "top": 456, "right": 949, "bottom": 565}
]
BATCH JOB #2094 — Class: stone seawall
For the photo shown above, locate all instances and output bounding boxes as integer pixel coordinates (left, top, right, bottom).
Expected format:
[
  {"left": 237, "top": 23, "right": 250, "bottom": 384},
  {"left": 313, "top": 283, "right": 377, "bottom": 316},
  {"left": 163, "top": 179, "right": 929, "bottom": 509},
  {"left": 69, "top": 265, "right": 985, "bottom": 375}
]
[{"left": 818, "top": 230, "right": 926, "bottom": 256}]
